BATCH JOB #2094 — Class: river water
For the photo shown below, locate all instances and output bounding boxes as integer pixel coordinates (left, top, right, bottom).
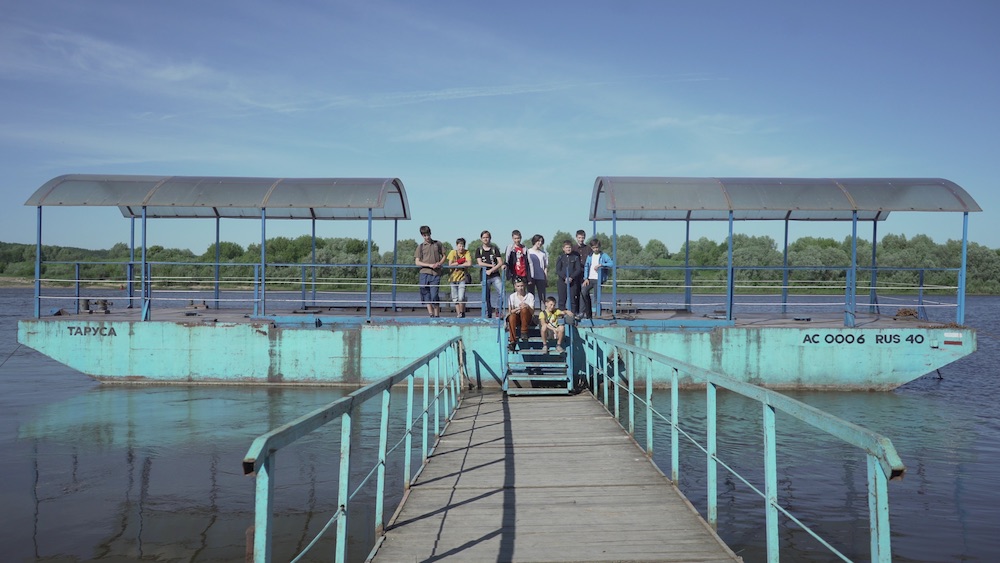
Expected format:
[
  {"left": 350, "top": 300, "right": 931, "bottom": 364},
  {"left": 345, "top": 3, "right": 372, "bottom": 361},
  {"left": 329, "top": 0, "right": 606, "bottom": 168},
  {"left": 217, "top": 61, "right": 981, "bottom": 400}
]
[{"left": 1, "top": 287, "right": 997, "bottom": 561}]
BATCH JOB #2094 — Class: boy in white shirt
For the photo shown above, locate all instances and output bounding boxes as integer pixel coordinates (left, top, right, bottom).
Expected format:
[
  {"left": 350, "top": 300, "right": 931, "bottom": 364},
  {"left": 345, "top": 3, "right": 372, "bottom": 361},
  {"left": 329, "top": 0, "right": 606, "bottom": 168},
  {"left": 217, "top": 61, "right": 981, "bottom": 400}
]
[{"left": 506, "top": 279, "right": 535, "bottom": 351}]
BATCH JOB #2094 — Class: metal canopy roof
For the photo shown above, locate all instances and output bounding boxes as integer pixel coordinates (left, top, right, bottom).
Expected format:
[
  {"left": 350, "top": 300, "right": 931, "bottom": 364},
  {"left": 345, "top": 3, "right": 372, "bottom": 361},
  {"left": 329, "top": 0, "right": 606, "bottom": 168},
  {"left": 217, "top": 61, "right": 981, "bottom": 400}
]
[
  {"left": 591, "top": 177, "right": 981, "bottom": 221},
  {"left": 24, "top": 174, "right": 410, "bottom": 220}
]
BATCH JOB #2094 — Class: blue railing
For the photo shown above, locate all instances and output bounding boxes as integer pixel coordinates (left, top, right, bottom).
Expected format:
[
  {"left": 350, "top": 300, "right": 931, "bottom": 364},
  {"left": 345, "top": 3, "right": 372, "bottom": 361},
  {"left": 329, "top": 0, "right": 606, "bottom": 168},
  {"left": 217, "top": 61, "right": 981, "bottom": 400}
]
[
  {"left": 241, "top": 337, "right": 465, "bottom": 563},
  {"left": 30, "top": 258, "right": 962, "bottom": 325},
  {"left": 580, "top": 330, "right": 905, "bottom": 563},
  {"left": 611, "top": 263, "right": 962, "bottom": 323}
]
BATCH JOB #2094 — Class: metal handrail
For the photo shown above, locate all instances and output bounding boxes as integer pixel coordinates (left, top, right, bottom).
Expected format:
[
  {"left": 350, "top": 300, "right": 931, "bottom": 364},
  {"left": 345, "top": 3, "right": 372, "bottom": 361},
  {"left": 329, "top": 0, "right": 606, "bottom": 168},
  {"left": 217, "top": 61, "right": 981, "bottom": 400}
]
[
  {"left": 242, "top": 336, "right": 464, "bottom": 563},
  {"left": 580, "top": 330, "right": 905, "bottom": 563},
  {"left": 30, "top": 257, "right": 965, "bottom": 327}
]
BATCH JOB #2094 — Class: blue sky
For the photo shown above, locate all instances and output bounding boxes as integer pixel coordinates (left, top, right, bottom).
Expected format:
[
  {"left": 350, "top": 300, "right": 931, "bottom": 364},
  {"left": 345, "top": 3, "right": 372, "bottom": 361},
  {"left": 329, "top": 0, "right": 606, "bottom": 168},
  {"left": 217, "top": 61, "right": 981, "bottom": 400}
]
[{"left": 1, "top": 0, "right": 997, "bottom": 255}]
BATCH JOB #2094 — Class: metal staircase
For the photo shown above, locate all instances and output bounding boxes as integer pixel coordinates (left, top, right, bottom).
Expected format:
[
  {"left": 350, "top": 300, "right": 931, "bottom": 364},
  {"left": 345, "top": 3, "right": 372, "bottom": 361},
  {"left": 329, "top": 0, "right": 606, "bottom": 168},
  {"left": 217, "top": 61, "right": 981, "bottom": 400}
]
[{"left": 503, "top": 325, "right": 573, "bottom": 396}]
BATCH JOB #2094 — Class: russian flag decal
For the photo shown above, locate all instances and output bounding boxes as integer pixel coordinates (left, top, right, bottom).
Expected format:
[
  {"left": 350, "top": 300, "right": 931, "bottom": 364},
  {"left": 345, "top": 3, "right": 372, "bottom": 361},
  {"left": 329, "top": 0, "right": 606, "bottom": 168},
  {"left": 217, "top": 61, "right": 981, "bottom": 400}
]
[{"left": 944, "top": 332, "right": 963, "bottom": 346}]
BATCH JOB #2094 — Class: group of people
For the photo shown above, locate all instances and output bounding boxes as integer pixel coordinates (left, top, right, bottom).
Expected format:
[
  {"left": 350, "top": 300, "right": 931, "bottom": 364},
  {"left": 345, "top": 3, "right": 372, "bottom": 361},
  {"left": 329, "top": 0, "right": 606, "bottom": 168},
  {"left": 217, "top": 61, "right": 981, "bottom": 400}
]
[{"left": 414, "top": 226, "right": 614, "bottom": 353}]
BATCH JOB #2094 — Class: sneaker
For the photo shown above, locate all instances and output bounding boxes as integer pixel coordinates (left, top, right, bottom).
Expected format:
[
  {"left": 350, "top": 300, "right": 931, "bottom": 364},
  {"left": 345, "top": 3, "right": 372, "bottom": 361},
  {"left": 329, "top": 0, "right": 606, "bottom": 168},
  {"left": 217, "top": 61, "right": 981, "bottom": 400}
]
[
  {"left": 520, "top": 335, "right": 529, "bottom": 342},
  {"left": 541, "top": 346, "right": 548, "bottom": 354},
  {"left": 556, "top": 346, "right": 564, "bottom": 354},
  {"left": 507, "top": 342, "right": 516, "bottom": 352}
]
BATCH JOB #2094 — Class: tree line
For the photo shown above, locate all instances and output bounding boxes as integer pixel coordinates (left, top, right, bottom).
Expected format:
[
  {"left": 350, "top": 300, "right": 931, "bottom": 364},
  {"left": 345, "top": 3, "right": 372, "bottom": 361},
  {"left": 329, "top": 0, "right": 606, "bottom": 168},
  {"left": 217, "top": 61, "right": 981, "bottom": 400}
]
[{"left": 2, "top": 232, "right": 999, "bottom": 294}]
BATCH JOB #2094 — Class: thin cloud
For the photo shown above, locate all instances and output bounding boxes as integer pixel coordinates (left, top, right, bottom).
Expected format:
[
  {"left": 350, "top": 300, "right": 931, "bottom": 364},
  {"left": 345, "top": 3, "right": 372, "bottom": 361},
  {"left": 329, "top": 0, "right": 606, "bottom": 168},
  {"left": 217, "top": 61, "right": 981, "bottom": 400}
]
[{"left": 395, "top": 126, "right": 465, "bottom": 142}]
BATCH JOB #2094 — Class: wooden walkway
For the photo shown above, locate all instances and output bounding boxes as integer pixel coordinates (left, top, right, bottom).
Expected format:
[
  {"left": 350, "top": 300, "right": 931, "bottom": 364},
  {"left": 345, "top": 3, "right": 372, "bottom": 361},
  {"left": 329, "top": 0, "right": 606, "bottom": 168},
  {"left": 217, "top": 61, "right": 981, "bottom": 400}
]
[{"left": 371, "top": 390, "right": 741, "bottom": 562}]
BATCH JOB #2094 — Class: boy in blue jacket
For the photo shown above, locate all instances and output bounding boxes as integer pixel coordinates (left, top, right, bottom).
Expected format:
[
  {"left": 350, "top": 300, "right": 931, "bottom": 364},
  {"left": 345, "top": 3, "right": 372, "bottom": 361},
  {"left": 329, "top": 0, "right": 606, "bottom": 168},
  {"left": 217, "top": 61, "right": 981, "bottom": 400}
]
[{"left": 581, "top": 239, "right": 613, "bottom": 319}]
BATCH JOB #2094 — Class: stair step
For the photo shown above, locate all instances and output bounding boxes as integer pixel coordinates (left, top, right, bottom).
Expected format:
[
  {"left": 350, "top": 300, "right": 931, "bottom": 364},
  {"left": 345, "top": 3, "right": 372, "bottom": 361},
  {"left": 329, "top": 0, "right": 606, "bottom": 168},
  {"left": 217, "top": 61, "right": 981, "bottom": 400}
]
[
  {"left": 509, "top": 369, "right": 568, "bottom": 377},
  {"left": 507, "top": 388, "right": 571, "bottom": 396},
  {"left": 508, "top": 361, "right": 567, "bottom": 368},
  {"left": 510, "top": 375, "right": 568, "bottom": 380}
]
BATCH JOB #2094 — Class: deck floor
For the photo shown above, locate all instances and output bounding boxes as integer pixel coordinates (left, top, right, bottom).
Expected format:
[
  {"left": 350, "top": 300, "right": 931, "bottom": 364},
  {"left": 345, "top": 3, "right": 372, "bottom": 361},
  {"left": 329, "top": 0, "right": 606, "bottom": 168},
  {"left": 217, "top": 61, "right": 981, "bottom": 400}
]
[
  {"left": 46, "top": 300, "right": 937, "bottom": 330},
  {"left": 371, "top": 390, "right": 741, "bottom": 562}
]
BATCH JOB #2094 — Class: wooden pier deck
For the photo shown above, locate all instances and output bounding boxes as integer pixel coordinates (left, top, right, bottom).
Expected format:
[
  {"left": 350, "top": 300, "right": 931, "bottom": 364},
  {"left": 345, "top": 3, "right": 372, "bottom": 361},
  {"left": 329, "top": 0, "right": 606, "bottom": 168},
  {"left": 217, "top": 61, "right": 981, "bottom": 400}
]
[{"left": 371, "top": 390, "right": 741, "bottom": 562}]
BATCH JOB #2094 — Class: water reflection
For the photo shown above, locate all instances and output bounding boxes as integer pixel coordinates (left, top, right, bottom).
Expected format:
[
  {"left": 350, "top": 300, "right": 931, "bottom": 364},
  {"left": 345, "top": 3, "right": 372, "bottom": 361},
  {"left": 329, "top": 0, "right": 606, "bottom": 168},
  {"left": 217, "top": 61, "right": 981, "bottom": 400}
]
[
  {"left": 16, "top": 383, "right": 416, "bottom": 561},
  {"left": 3, "top": 289, "right": 1000, "bottom": 561}
]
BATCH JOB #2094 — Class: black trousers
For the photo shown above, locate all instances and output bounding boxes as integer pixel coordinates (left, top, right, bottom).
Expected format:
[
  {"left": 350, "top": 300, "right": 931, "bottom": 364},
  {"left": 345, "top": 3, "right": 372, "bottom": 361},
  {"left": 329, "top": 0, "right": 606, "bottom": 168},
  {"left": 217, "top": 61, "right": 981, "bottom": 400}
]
[{"left": 557, "top": 279, "right": 581, "bottom": 314}]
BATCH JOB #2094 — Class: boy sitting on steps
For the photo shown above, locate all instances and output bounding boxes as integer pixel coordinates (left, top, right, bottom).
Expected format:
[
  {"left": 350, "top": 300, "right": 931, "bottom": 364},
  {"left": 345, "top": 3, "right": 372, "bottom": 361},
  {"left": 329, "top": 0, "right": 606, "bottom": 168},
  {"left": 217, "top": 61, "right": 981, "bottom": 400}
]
[{"left": 538, "top": 296, "right": 569, "bottom": 354}]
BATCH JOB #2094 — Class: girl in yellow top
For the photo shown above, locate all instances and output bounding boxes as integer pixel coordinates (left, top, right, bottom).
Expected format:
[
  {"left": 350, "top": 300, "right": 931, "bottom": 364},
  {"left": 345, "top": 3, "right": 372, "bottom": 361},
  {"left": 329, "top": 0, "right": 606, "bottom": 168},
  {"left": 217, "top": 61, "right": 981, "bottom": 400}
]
[
  {"left": 538, "top": 296, "right": 567, "bottom": 354},
  {"left": 447, "top": 238, "right": 473, "bottom": 318}
]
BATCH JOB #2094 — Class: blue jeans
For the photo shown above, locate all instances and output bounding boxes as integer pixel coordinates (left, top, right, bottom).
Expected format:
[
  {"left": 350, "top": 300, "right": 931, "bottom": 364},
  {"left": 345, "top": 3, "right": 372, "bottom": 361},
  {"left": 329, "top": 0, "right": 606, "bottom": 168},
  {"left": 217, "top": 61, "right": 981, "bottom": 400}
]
[
  {"left": 484, "top": 275, "right": 503, "bottom": 316},
  {"left": 419, "top": 273, "right": 441, "bottom": 305}
]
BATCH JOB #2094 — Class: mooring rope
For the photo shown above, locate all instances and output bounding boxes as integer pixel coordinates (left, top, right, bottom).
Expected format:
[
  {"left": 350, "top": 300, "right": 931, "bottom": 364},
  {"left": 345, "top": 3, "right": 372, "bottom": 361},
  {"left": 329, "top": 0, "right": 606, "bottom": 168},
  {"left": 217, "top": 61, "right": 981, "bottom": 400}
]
[{"left": 0, "top": 343, "right": 23, "bottom": 370}]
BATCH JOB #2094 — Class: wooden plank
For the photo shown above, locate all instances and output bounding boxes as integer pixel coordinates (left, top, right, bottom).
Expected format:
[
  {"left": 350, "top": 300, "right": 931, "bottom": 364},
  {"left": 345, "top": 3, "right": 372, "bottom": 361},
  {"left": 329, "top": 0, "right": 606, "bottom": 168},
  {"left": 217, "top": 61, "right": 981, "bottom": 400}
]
[{"left": 371, "top": 391, "right": 742, "bottom": 562}]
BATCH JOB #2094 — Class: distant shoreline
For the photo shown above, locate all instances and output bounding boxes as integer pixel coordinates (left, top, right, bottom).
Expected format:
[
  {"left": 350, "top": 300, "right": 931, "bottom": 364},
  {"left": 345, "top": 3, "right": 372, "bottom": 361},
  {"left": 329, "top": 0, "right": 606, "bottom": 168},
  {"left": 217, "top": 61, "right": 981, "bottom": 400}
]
[{"left": 0, "top": 277, "right": 32, "bottom": 288}]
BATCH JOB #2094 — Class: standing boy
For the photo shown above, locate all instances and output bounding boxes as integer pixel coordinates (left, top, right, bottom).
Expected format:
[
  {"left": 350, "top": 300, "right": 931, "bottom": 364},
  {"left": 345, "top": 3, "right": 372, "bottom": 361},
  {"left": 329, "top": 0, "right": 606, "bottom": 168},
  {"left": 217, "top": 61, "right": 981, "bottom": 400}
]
[
  {"left": 414, "top": 225, "right": 444, "bottom": 318},
  {"left": 581, "top": 238, "right": 614, "bottom": 319},
  {"left": 505, "top": 230, "right": 529, "bottom": 284},
  {"left": 555, "top": 239, "right": 583, "bottom": 314},
  {"left": 506, "top": 279, "right": 535, "bottom": 351},
  {"left": 570, "top": 230, "right": 588, "bottom": 313},
  {"left": 571, "top": 230, "right": 588, "bottom": 256},
  {"left": 526, "top": 234, "right": 549, "bottom": 304},
  {"left": 447, "top": 237, "right": 473, "bottom": 318},
  {"left": 475, "top": 230, "right": 505, "bottom": 317}
]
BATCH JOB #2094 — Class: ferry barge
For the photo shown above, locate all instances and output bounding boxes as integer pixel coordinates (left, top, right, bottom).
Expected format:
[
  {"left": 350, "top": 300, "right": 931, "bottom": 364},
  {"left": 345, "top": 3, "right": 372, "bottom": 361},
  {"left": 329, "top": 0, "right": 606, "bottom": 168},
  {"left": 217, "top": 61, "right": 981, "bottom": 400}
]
[{"left": 16, "top": 175, "right": 980, "bottom": 390}]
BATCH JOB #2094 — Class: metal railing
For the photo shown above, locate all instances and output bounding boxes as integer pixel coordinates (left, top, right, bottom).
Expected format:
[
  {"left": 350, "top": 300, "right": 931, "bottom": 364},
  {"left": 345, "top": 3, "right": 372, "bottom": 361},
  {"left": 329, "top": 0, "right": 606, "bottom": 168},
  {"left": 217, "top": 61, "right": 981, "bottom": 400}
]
[
  {"left": 241, "top": 337, "right": 465, "bottom": 563},
  {"left": 31, "top": 260, "right": 504, "bottom": 320},
  {"left": 30, "top": 258, "right": 963, "bottom": 325},
  {"left": 580, "top": 330, "right": 905, "bottom": 563},
  {"left": 612, "top": 264, "right": 962, "bottom": 323}
]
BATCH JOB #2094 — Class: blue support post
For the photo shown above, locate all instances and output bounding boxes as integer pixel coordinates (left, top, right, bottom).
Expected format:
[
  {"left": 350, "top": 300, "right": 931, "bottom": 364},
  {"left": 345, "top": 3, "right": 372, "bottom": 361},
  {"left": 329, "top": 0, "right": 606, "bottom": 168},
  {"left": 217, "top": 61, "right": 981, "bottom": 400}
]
[
  {"left": 375, "top": 388, "right": 390, "bottom": 535},
  {"left": 958, "top": 212, "right": 969, "bottom": 324},
  {"left": 391, "top": 220, "right": 399, "bottom": 311},
  {"left": 128, "top": 217, "right": 135, "bottom": 308},
  {"left": 612, "top": 347, "right": 620, "bottom": 420},
  {"left": 260, "top": 208, "right": 267, "bottom": 316},
  {"left": 335, "top": 411, "right": 352, "bottom": 563},
  {"left": 141, "top": 206, "right": 150, "bottom": 321},
  {"left": 602, "top": 345, "right": 610, "bottom": 409},
  {"left": 252, "top": 453, "right": 274, "bottom": 563},
  {"left": 763, "top": 404, "right": 778, "bottom": 562},
  {"left": 252, "top": 265, "right": 260, "bottom": 317},
  {"left": 434, "top": 358, "right": 440, "bottom": 439},
  {"left": 74, "top": 263, "right": 80, "bottom": 313},
  {"left": 707, "top": 381, "right": 718, "bottom": 528},
  {"left": 684, "top": 218, "right": 692, "bottom": 312},
  {"left": 868, "top": 455, "right": 893, "bottom": 562},
  {"left": 627, "top": 350, "right": 634, "bottom": 436},
  {"left": 869, "top": 220, "right": 879, "bottom": 314},
  {"left": 367, "top": 208, "right": 373, "bottom": 320},
  {"left": 566, "top": 326, "right": 574, "bottom": 394},
  {"left": 300, "top": 265, "right": 307, "bottom": 309},
  {"left": 214, "top": 217, "right": 221, "bottom": 309},
  {"left": 34, "top": 206, "right": 41, "bottom": 318},
  {"left": 782, "top": 219, "right": 789, "bottom": 314},
  {"left": 670, "top": 367, "right": 679, "bottom": 482},
  {"left": 726, "top": 212, "right": 734, "bottom": 321},
  {"left": 404, "top": 374, "right": 414, "bottom": 488},
  {"left": 311, "top": 218, "right": 317, "bottom": 306},
  {"left": 645, "top": 358, "right": 653, "bottom": 455},
  {"left": 422, "top": 365, "right": 429, "bottom": 462},
  {"left": 612, "top": 211, "right": 617, "bottom": 317},
  {"left": 846, "top": 211, "right": 858, "bottom": 327},
  {"left": 481, "top": 266, "right": 489, "bottom": 318},
  {"left": 918, "top": 270, "right": 928, "bottom": 320}
]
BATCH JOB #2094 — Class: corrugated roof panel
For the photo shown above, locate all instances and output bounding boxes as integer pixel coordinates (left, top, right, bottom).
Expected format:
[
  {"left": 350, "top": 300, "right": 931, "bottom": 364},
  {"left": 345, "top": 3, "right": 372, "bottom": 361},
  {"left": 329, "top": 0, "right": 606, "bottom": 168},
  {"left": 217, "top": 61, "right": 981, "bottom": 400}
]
[
  {"left": 26, "top": 175, "right": 410, "bottom": 220},
  {"left": 591, "top": 177, "right": 980, "bottom": 221}
]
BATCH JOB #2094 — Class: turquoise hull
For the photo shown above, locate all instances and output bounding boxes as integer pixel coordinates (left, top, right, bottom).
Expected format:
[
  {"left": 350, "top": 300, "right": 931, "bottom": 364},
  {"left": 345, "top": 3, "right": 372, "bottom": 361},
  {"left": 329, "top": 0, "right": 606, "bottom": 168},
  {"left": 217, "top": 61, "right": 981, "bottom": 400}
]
[{"left": 17, "top": 316, "right": 976, "bottom": 390}]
